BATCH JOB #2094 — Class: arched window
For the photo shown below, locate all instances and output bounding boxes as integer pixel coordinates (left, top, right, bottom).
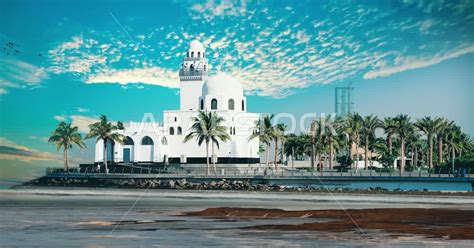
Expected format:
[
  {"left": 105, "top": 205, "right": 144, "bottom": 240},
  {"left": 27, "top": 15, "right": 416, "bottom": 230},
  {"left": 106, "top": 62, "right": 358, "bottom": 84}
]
[
  {"left": 124, "top": 136, "right": 134, "bottom": 145},
  {"left": 204, "top": 65, "right": 206, "bottom": 71},
  {"left": 200, "top": 99, "right": 204, "bottom": 110},
  {"left": 177, "top": 127, "right": 182, "bottom": 135},
  {"left": 174, "top": 117, "right": 177, "bottom": 122},
  {"left": 211, "top": 98, "right": 218, "bottom": 110},
  {"left": 233, "top": 127, "right": 236, "bottom": 135},
  {"left": 169, "top": 127, "right": 175, "bottom": 135},
  {"left": 191, "top": 51, "right": 194, "bottom": 57},
  {"left": 241, "top": 100, "right": 245, "bottom": 111},
  {"left": 141, "top": 136, "right": 154, "bottom": 145},
  {"left": 161, "top": 137, "right": 168, "bottom": 145},
  {"left": 228, "top": 99, "right": 235, "bottom": 110},
  {"left": 190, "top": 64, "right": 194, "bottom": 71},
  {"left": 198, "top": 52, "right": 201, "bottom": 58}
]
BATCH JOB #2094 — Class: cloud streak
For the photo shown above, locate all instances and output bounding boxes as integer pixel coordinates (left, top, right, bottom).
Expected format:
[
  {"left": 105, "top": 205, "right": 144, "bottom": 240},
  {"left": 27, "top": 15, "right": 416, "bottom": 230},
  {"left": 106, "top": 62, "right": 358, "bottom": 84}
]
[
  {"left": 0, "top": 137, "right": 57, "bottom": 162},
  {"left": 0, "top": 58, "right": 49, "bottom": 94},
  {"left": 364, "top": 44, "right": 474, "bottom": 79}
]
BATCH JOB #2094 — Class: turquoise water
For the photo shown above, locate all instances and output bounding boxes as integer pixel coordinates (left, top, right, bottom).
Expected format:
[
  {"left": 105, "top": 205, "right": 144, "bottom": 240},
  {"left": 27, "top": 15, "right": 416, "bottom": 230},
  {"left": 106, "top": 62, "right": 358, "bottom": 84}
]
[{"left": 1, "top": 188, "right": 473, "bottom": 247}]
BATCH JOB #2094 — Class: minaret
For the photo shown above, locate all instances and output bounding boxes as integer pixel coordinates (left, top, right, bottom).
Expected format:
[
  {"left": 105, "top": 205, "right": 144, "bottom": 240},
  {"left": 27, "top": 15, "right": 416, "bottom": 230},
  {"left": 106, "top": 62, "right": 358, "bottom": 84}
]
[{"left": 179, "top": 40, "right": 209, "bottom": 111}]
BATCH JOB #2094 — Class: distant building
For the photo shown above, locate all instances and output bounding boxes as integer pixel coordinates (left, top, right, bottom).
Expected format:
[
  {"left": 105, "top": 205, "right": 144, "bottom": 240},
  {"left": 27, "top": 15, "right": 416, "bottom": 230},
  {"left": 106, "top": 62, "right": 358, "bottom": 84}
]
[{"left": 334, "top": 85, "right": 354, "bottom": 116}]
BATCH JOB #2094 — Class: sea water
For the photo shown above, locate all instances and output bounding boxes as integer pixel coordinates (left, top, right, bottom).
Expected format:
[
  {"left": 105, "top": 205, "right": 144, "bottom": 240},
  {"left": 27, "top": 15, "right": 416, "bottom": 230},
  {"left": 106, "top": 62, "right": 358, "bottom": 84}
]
[{"left": 1, "top": 188, "right": 473, "bottom": 247}]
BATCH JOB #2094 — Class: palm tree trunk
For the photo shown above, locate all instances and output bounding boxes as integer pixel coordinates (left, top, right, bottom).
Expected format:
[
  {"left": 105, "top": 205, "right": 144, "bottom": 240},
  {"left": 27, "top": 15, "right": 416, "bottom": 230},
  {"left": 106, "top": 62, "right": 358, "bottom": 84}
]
[
  {"left": 329, "top": 140, "right": 334, "bottom": 170},
  {"left": 414, "top": 147, "right": 418, "bottom": 168},
  {"left": 354, "top": 135, "right": 359, "bottom": 172},
  {"left": 364, "top": 137, "right": 369, "bottom": 170},
  {"left": 438, "top": 139, "right": 443, "bottom": 165},
  {"left": 103, "top": 140, "right": 108, "bottom": 174},
  {"left": 311, "top": 142, "right": 315, "bottom": 170},
  {"left": 205, "top": 141, "right": 210, "bottom": 175},
  {"left": 428, "top": 135, "right": 433, "bottom": 168},
  {"left": 388, "top": 136, "right": 392, "bottom": 155},
  {"left": 274, "top": 138, "right": 278, "bottom": 172},
  {"left": 63, "top": 147, "right": 69, "bottom": 172},
  {"left": 400, "top": 139, "right": 405, "bottom": 173},
  {"left": 281, "top": 141, "right": 285, "bottom": 165},
  {"left": 451, "top": 147, "right": 455, "bottom": 175},
  {"left": 265, "top": 144, "right": 269, "bottom": 167},
  {"left": 212, "top": 142, "right": 217, "bottom": 175},
  {"left": 318, "top": 153, "right": 322, "bottom": 172}
]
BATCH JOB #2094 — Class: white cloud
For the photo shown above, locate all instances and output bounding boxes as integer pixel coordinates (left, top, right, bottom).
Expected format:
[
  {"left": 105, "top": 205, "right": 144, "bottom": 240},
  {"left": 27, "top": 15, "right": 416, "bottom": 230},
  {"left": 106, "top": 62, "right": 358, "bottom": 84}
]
[
  {"left": 0, "top": 58, "right": 49, "bottom": 94},
  {"left": 77, "top": 107, "right": 90, "bottom": 113},
  {"left": 86, "top": 67, "right": 179, "bottom": 89},
  {"left": 54, "top": 115, "right": 66, "bottom": 121},
  {"left": 70, "top": 115, "right": 99, "bottom": 133},
  {"left": 295, "top": 30, "right": 310, "bottom": 44},
  {"left": 48, "top": 35, "right": 108, "bottom": 75},
  {"left": 190, "top": 0, "right": 247, "bottom": 20},
  {"left": 364, "top": 44, "right": 474, "bottom": 79},
  {"left": 28, "top": 136, "right": 49, "bottom": 142}
]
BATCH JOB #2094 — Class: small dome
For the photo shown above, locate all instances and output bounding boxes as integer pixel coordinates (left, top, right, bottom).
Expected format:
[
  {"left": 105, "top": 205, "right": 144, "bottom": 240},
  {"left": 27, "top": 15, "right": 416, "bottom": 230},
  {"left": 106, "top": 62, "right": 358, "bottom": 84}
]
[
  {"left": 188, "top": 40, "right": 205, "bottom": 54},
  {"left": 202, "top": 72, "right": 243, "bottom": 97}
]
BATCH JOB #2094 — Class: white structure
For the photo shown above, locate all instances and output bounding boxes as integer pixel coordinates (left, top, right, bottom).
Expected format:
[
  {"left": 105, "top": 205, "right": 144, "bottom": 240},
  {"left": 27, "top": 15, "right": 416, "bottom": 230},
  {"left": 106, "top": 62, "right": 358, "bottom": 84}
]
[{"left": 94, "top": 40, "right": 260, "bottom": 164}]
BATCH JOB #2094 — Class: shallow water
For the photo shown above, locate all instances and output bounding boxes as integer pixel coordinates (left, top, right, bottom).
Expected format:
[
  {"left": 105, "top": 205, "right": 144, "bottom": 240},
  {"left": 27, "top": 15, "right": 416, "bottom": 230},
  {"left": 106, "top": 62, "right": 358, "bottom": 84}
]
[{"left": 1, "top": 188, "right": 473, "bottom": 247}]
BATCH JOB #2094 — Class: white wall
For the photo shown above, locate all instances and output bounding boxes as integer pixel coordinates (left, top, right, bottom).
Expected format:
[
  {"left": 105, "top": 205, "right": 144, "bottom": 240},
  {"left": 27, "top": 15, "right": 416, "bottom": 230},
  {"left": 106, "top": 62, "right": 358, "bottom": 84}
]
[{"left": 180, "top": 79, "right": 205, "bottom": 111}]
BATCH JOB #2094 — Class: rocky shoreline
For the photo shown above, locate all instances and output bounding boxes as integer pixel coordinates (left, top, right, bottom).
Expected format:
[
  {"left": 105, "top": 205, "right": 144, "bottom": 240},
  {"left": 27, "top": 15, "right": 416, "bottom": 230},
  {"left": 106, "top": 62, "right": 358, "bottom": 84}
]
[{"left": 17, "top": 176, "right": 474, "bottom": 195}]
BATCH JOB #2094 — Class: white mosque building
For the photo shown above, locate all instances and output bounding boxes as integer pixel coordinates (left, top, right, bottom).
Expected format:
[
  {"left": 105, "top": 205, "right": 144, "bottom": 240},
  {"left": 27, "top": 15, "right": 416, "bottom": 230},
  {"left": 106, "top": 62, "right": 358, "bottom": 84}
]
[{"left": 94, "top": 40, "right": 261, "bottom": 165}]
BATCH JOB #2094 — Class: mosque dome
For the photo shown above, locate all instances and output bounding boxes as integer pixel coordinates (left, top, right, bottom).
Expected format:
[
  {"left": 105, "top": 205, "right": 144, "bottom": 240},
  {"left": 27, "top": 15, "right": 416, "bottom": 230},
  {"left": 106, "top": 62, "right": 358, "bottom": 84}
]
[
  {"left": 188, "top": 40, "right": 205, "bottom": 58},
  {"left": 202, "top": 72, "right": 243, "bottom": 97}
]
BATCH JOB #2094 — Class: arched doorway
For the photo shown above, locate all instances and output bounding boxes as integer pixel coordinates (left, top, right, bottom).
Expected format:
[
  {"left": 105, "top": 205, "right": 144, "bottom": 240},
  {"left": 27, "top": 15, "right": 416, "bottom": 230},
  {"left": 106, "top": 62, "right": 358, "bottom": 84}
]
[
  {"left": 122, "top": 136, "right": 134, "bottom": 163},
  {"left": 140, "top": 136, "right": 154, "bottom": 162}
]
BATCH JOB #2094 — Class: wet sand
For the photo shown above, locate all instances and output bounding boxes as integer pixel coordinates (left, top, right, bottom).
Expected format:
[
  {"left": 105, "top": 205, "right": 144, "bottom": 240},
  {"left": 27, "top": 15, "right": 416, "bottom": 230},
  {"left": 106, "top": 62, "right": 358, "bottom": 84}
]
[{"left": 185, "top": 207, "right": 474, "bottom": 240}]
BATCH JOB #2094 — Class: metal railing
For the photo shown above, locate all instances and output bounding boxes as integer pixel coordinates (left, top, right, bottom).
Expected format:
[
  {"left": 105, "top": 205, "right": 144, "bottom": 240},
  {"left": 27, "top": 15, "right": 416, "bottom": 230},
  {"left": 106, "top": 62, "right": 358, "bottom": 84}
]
[{"left": 45, "top": 166, "right": 472, "bottom": 179}]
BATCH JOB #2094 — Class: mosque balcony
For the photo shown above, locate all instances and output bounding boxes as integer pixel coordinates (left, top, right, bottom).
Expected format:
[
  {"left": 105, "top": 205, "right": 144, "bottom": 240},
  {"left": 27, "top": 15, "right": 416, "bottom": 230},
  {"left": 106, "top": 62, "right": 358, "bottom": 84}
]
[
  {"left": 183, "top": 57, "right": 205, "bottom": 61},
  {"left": 179, "top": 70, "right": 208, "bottom": 78}
]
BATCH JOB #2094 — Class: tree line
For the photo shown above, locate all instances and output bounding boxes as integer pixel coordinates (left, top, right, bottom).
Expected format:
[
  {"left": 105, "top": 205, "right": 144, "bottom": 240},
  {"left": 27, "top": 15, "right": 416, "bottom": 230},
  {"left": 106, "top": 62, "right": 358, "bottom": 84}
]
[{"left": 48, "top": 112, "right": 473, "bottom": 175}]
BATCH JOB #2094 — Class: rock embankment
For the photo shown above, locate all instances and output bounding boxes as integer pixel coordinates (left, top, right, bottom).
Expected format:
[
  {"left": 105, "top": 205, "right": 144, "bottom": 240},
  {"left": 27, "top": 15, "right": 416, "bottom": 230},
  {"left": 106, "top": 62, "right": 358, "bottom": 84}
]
[
  {"left": 23, "top": 177, "right": 311, "bottom": 192},
  {"left": 18, "top": 176, "right": 474, "bottom": 195}
]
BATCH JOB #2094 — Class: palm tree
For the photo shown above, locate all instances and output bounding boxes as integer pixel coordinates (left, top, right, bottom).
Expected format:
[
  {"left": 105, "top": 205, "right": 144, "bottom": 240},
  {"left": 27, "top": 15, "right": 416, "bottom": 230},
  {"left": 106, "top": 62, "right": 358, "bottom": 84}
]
[
  {"left": 273, "top": 123, "right": 287, "bottom": 172},
  {"left": 382, "top": 117, "right": 397, "bottom": 155},
  {"left": 249, "top": 114, "right": 275, "bottom": 168},
  {"left": 85, "top": 115, "right": 125, "bottom": 174},
  {"left": 393, "top": 114, "right": 413, "bottom": 172},
  {"left": 343, "top": 113, "right": 363, "bottom": 171},
  {"left": 309, "top": 119, "right": 320, "bottom": 170},
  {"left": 48, "top": 122, "right": 86, "bottom": 172},
  {"left": 444, "top": 124, "right": 462, "bottom": 173},
  {"left": 320, "top": 115, "right": 344, "bottom": 170},
  {"left": 434, "top": 118, "right": 449, "bottom": 165},
  {"left": 360, "top": 115, "right": 381, "bottom": 170},
  {"left": 406, "top": 131, "right": 422, "bottom": 169},
  {"left": 184, "top": 111, "right": 230, "bottom": 175},
  {"left": 415, "top": 117, "right": 439, "bottom": 168}
]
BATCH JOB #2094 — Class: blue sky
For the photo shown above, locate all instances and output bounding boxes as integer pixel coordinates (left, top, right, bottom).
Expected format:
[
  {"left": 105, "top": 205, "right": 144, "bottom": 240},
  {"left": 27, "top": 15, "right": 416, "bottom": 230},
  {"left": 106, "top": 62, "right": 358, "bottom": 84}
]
[{"left": 0, "top": 0, "right": 473, "bottom": 183}]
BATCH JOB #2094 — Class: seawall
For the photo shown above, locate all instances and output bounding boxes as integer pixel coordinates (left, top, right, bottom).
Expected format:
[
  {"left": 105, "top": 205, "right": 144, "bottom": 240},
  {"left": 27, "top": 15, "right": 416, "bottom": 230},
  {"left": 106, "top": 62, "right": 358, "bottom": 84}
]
[{"left": 20, "top": 173, "right": 474, "bottom": 192}]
